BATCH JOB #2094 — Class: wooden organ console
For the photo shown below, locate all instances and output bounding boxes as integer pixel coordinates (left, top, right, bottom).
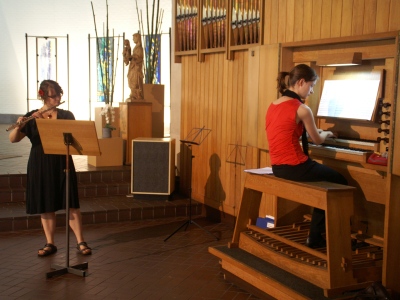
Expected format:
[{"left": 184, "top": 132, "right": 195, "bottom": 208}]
[
  {"left": 209, "top": 32, "right": 400, "bottom": 299},
  {"left": 209, "top": 174, "right": 383, "bottom": 299}
]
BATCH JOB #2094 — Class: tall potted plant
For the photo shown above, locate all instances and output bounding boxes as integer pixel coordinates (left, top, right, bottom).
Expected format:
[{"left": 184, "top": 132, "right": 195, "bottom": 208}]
[
  {"left": 135, "top": 0, "right": 165, "bottom": 138},
  {"left": 91, "top": 0, "right": 120, "bottom": 138},
  {"left": 136, "top": 0, "right": 163, "bottom": 84}
]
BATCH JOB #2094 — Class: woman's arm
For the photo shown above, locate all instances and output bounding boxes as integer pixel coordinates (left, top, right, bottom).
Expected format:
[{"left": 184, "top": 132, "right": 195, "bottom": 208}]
[
  {"left": 297, "top": 104, "right": 336, "bottom": 145},
  {"left": 9, "top": 117, "right": 26, "bottom": 143}
]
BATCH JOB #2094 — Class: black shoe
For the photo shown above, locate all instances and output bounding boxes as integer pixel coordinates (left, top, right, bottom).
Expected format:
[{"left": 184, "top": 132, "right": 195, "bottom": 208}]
[{"left": 305, "top": 236, "right": 326, "bottom": 249}]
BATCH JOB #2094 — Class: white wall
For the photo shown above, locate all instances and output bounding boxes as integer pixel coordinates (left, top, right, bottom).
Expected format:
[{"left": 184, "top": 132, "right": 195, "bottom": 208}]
[{"left": 0, "top": 0, "right": 181, "bottom": 143}]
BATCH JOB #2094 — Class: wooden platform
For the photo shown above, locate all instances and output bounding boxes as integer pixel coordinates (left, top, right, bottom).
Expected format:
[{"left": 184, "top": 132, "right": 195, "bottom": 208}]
[
  {"left": 209, "top": 245, "right": 369, "bottom": 300},
  {"left": 210, "top": 173, "right": 383, "bottom": 298}
]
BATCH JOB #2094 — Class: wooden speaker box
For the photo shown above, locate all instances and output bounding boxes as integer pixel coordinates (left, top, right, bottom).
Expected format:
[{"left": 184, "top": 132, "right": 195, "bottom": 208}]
[{"left": 131, "top": 138, "right": 175, "bottom": 199}]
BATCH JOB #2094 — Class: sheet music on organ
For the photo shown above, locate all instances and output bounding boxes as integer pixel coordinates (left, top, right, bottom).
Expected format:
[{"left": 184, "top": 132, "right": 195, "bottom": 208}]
[{"left": 317, "top": 77, "right": 381, "bottom": 121}]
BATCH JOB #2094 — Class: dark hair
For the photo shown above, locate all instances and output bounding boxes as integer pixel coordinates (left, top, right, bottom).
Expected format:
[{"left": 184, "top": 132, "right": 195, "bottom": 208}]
[
  {"left": 38, "top": 80, "right": 63, "bottom": 100},
  {"left": 277, "top": 64, "right": 318, "bottom": 94}
]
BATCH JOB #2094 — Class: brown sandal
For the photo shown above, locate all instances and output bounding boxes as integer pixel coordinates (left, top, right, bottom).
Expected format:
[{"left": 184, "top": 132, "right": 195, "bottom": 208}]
[
  {"left": 38, "top": 243, "right": 57, "bottom": 257},
  {"left": 77, "top": 242, "right": 92, "bottom": 255}
]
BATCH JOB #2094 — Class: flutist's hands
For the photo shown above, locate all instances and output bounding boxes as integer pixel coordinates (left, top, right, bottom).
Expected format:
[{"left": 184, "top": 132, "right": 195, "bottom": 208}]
[
  {"left": 9, "top": 116, "right": 27, "bottom": 143},
  {"left": 15, "top": 116, "right": 27, "bottom": 130},
  {"left": 31, "top": 110, "right": 45, "bottom": 119}
]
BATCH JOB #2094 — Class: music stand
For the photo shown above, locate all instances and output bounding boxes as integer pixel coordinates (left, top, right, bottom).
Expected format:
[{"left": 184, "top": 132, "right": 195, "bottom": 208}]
[
  {"left": 164, "top": 126, "right": 219, "bottom": 242},
  {"left": 226, "top": 143, "right": 246, "bottom": 217},
  {"left": 36, "top": 119, "right": 100, "bottom": 278}
]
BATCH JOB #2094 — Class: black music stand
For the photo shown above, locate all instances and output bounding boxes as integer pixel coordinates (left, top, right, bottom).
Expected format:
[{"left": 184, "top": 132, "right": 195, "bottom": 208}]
[
  {"left": 164, "top": 126, "right": 219, "bottom": 242},
  {"left": 36, "top": 119, "right": 100, "bottom": 278},
  {"left": 226, "top": 143, "right": 246, "bottom": 217}
]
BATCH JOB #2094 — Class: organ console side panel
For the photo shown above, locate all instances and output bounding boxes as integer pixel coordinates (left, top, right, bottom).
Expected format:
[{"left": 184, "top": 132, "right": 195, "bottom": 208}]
[
  {"left": 383, "top": 33, "right": 400, "bottom": 293},
  {"left": 391, "top": 41, "right": 400, "bottom": 175}
]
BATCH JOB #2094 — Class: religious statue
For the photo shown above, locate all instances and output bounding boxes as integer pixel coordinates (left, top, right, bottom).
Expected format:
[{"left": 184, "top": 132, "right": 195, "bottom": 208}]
[{"left": 123, "top": 32, "right": 144, "bottom": 101}]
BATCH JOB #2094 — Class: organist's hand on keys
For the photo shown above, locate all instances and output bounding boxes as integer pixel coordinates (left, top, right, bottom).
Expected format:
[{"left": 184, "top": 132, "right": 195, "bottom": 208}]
[
  {"left": 308, "top": 129, "right": 337, "bottom": 142},
  {"left": 318, "top": 129, "right": 337, "bottom": 140},
  {"left": 298, "top": 103, "right": 337, "bottom": 145}
]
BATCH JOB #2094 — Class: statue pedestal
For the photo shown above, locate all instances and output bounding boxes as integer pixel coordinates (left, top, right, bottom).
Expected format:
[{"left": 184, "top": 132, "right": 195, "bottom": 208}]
[
  {"left": 119, "top": 101, "right": 152, "bottom": 164},
  {"left": 143, "top": 84, "right": 164, "bottom": 138}
]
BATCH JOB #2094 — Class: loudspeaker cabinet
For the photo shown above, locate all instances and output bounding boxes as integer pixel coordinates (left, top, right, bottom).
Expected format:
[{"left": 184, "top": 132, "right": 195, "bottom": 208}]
[{"left": 131, "top": 138, "right": 176, "bottom": 197}]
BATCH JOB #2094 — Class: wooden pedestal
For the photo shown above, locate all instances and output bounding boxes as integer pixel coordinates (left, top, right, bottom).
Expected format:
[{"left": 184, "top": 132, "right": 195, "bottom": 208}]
[
  {"left": 87, "top": 137, "right": 123, "bottom": 167},
  {"left": 143, "top": 84, "right": 164, "bottom": 138},
  {"left": 119, "top": 102, "right": 152, "bottom": 164}
]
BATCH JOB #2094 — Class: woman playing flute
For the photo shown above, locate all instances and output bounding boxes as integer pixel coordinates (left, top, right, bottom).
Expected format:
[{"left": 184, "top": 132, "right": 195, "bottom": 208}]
[{"left": 9, "top": 80, "right": 92, "bottom": 256}]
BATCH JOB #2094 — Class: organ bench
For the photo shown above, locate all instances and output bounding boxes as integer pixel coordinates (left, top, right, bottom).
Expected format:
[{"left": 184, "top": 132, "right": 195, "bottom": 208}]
[{"left": 209, "top": 173, "right": 382, "bottom": 299}]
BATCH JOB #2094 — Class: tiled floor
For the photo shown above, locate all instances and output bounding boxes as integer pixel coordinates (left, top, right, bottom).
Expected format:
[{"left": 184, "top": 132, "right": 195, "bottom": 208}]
[
  {"left": 0, "top": 124, "right": 260, "bottom": 300},
  {"left": 0, "top": 218, "right": 260, "bottom": 300}
]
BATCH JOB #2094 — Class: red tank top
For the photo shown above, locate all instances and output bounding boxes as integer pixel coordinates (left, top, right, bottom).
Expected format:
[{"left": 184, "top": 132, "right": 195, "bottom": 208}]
[{"left": 265, "top": 99, "right": 308, "bottom": 165}]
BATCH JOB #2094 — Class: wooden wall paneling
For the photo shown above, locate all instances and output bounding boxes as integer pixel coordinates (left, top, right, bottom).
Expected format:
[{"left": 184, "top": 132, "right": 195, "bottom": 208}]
[
  {"left": 302, "top": 0, "right": 313, "bottom": 40},
  {"left": 341, "top": 0, "right": 353, "bottom": 36},
  {"left": 199, "top": 55, "right": 212, "bottom": 196},
  {"left": 215, "top": 53, "right": 223, "bottom": 157},
  {"left": 197, "top": 56, "right": 204, "bottom": 132},
  {"left": 179, "top": 56, "right": 191, "bottom": 194},
  {"left": 376, "top": 0, "right": 390, "bottom": 33},
  {"left": 277, "top": 0, "right": 287, "bottom": 43},
  {"left": 190, "top": 57, "right": 200, "bottom": 199},
  {"left": 222, "top": 58, "right": 235, "bottom": 214},
  {"left": 330, "top": 0, "right": 343, "bottom": 38},
  {"left": 257, "top": 44, "right": 280, "bottom": 150},
  {"left": 363, "top": 0, "right": 377, "bottom": 35},
  {"left": 310, "top": 0, "right": 322, "bottom": 40},
  {"left": 239, "top": 52, "right": 248, "bottom": 209},
  {"left": 220, "top": 57, "right": 230, "bottom": 212},
  {"left": 181, "top": 57, "right": 189, "bottom": 136},
  {"left": 236, "top": 52, "right": 245, "bottom": 146},
  {"left": 269, "top": 0, "right": 279, "bottom": 44},
  {"left": 227, "top": 55, "right": 241, "bottom": 214},
  {"left": 190, "top": 56, "right": 197, "bottom": 131},
  {"left": 191, "top": 55, "right": 200, "bottom": 186},
  {"left": 217, "top": 54, "right": 227, "bottom": 213},
  {"left": 285, "top": 0, "right": 295, "bottom": 43},
  {"left": 257, "top": 0, "right": 265, "bottom": 46},
  {"left": 207, "top": 54, "right": 217, "bottom": 201},
  {"left": 389, "top": 0, "right": 400, "bottom": 31},
  {"left": 263, "top": 0, "right": 272, "bottom": 45},
  {"left": 352, "top": 0, "right": 365, "bottom": 36},
  {"left": 293, "top": 0, "right": 304, "bottom": 42},
  {"left": 236, "top": 52, "right": 246, "bottom": 216},
  {"left": 320, "top": 0, "right": 332, "bottom": 39},
  {"left": 247, "top": 46, "right": 261, "bottom": 148}
]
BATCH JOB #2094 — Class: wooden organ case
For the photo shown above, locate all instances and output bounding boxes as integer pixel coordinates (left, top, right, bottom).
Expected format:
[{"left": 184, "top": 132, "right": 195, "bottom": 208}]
[{"left": 209, "top": 32, "right": 400, "bottom": 299}]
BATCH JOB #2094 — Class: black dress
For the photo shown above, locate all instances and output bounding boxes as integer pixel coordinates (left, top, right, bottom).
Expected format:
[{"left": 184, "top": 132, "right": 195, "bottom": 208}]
[{"left": 21, "top": 109, "right": 80, "bottom": 214}]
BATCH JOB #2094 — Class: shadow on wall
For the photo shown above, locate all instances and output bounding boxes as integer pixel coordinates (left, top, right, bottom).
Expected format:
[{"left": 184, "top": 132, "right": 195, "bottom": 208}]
[{"left": 204, "top": 153, "right": 226, "bottom": 223}]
